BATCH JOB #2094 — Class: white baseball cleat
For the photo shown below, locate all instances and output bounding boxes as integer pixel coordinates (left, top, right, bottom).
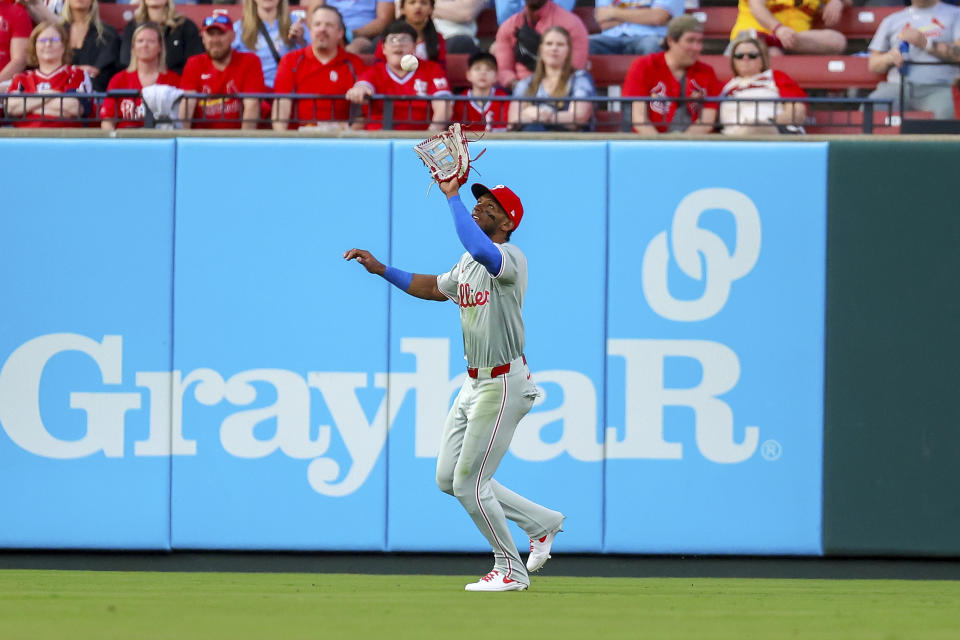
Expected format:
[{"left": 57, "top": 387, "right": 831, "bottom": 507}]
[
  {"left": 526, "top": 528, "right": 561, "bottom": 572},
  {"left": 464, "top": 570, "right": 528, "bottom": 592}
]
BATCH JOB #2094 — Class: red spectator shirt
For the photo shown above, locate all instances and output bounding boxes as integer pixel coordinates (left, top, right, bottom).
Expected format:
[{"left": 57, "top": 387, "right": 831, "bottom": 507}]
[
  {"left": 273, "top": 46, "right": 366, "bottom": 128},
  {"left": 373, "top": 33, "right": 447, "bottom": 69},
  {"left": 622, "top": 52, "right": 722, "bottom": 133},
  {"left": 180, "top": 50, "right": 265, "bottom": 129},
  {"left": 99, "top": 70, "right": 182, "bottom": 128},
  {"left": 354, "top": 60, "right": 451, "bottom": 130},
  {"left": 7, "top": 65, "right": 92, "bottom": 128},
  {"left": 452, "top": 87, "right": 510, "bottom": 132},
  {"left": 0, "top": 0, "right": 31, "bottom": 73}
]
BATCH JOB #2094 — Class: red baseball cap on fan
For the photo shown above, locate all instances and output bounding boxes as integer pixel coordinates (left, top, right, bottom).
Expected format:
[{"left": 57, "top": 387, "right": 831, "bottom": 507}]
[
  {"left": 202, "top": 13, "right": 234, "bottom": 33},
  {"left": 471, "top": 183, "right": 524, "bottom": 230}
]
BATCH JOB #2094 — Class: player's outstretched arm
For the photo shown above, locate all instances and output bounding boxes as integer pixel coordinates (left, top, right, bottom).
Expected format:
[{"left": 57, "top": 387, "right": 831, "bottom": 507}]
[
  {"left": 344, "top": 248, "right": 447, "bottom": 301},
  {"left": 439, "top": 178, "right": 503, "bottom": 275}
]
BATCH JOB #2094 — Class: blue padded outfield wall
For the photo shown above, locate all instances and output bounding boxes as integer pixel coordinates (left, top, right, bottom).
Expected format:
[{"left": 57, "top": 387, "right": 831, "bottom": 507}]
[{"left": 0, "top": 139, "right": 826, "bottom": 554}]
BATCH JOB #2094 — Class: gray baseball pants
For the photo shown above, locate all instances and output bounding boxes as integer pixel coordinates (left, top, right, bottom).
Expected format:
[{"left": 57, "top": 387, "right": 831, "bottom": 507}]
[{"left": 436, "top": 357, "right": 565, "bottom": 585}]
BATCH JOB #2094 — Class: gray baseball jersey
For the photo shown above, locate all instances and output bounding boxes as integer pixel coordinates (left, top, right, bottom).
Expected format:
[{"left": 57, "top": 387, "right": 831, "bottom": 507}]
[{"left": 437, "top": 243, "right": 527, "bottom": 369}]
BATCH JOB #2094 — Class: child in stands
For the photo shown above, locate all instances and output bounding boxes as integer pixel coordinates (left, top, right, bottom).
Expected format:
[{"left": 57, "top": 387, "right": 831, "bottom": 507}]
[{"left": 452, "top": 51, "right": 510, "bottom": 131}]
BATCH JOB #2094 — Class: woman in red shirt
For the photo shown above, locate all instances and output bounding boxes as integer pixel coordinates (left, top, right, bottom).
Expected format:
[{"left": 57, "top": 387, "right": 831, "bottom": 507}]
[
  {"left": 100, "top": 23, "right": 181, "bottom": 130},
  {"left": 5, "top": 21, "right": 92, "bottom": 127}
]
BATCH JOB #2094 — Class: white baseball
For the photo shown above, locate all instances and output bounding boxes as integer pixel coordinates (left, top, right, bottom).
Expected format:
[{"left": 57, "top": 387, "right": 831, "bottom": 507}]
[{"left": 400, "top": 54, "right": 419, "bottom": 73}]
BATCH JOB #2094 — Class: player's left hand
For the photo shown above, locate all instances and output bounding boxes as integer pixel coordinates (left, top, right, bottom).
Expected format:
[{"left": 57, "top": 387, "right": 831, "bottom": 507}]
[
  {"left": 343, "top": 248, "right": 386, "bottom": 275},
  {"left": 438, "top": 177, "right": 460, "bottom": 198}
]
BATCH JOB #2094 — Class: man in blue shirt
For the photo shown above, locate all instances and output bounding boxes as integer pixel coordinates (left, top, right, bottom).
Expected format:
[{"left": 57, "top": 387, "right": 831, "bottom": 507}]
[
  {"left": 322, "top": 0, "right": 395, "bottom": 53},
  {"left": 588, "top": 0, "right": 685, "bottom": 55}
]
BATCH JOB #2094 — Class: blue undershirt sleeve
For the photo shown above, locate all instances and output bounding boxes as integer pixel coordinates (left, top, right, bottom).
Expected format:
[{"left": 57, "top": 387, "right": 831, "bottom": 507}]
[
  {"left": 447, "top": 195, "right": 503, "bottom": 275},
  {"left": 382, "top": 266, "right": 413, "bottom": 291}
]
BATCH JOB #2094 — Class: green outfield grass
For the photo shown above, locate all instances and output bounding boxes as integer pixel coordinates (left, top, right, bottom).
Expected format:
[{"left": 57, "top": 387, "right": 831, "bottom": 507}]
[{"left": 2, "top": 570, "right": 959, "bottom": 640}]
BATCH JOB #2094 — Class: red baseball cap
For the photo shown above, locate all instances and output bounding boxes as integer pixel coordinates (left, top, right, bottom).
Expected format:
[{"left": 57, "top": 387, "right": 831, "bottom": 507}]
[
  {"left": 202, "top": 13, "right": 234, "bottom": 33},
  {"left": 471, "top": 183, "right": 524, "bottom": 230}
]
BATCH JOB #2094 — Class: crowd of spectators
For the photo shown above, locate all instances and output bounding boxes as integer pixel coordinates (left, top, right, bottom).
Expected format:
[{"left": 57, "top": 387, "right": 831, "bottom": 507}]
[{"left": 0, "top": 0, "right": 959, "bottom": 132}]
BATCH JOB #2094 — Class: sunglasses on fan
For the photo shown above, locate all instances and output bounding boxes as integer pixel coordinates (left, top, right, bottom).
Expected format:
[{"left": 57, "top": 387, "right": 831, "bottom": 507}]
[{"left": 203, "top": 14, "right": 232, "bottom": 28}]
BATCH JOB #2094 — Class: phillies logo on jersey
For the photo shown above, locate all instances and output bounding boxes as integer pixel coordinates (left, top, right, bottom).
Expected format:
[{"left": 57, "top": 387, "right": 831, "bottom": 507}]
[{"left": 458, "top": 283, "right": 489, "bottom": 308}]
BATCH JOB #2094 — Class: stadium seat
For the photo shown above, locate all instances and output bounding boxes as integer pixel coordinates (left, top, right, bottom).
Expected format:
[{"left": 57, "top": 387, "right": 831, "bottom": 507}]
[
  {"left": 715, "top": 54, "right": 879, "bottom": 90},
  {"left": 826, "top": 7, "right": 901, "bottom": 40},
  {"left": 99, "top": 3, "right": 133, "bottom": 30},
  {"left": 477, "top": 8, "right": 498, "bottom": 41},
  {"left": 687, "top": 6, "right": 737, "bottom": 41},
  {"left": 447, "top": 54, "right": 470, "bottom": 90},
  {"left": 574, "top": 6, "right": 601, "bottom": 35},
  {"left": 585, "top": 54, "right": 633, "bottom": 90},
  {"left": 586, "top": 54, "right": 880, "bottom": 91}
]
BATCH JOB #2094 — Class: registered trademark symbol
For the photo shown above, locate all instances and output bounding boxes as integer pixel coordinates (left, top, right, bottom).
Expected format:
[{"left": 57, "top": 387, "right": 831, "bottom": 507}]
[{"left": 760, "top": 440, "right": 782, "bottom": 461}]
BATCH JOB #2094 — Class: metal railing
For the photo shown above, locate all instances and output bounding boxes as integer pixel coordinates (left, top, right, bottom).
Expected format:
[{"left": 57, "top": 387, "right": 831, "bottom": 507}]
[
  {"left": 0, "top": 91, "right": 908, "bottom": 134},
  {"left": 894, "top": 60, "right": 960, "bottom": 132}
]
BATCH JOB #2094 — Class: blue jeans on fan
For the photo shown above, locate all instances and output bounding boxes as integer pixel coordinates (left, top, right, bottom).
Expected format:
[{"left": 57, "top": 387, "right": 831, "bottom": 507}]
[{"left": 588, "top": 33, "right": 662, "bottom": 55}]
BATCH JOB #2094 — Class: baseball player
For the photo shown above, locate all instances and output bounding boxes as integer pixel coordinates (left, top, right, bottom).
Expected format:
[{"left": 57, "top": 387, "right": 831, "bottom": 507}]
[{"left": 344, "top": 176, "right": 565, "bottom": 592}]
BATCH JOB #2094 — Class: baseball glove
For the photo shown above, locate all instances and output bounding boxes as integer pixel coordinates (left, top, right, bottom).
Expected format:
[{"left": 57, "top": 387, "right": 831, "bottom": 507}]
[{"left": 414, "top": 123, "right": 483, "bottom": 186}]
